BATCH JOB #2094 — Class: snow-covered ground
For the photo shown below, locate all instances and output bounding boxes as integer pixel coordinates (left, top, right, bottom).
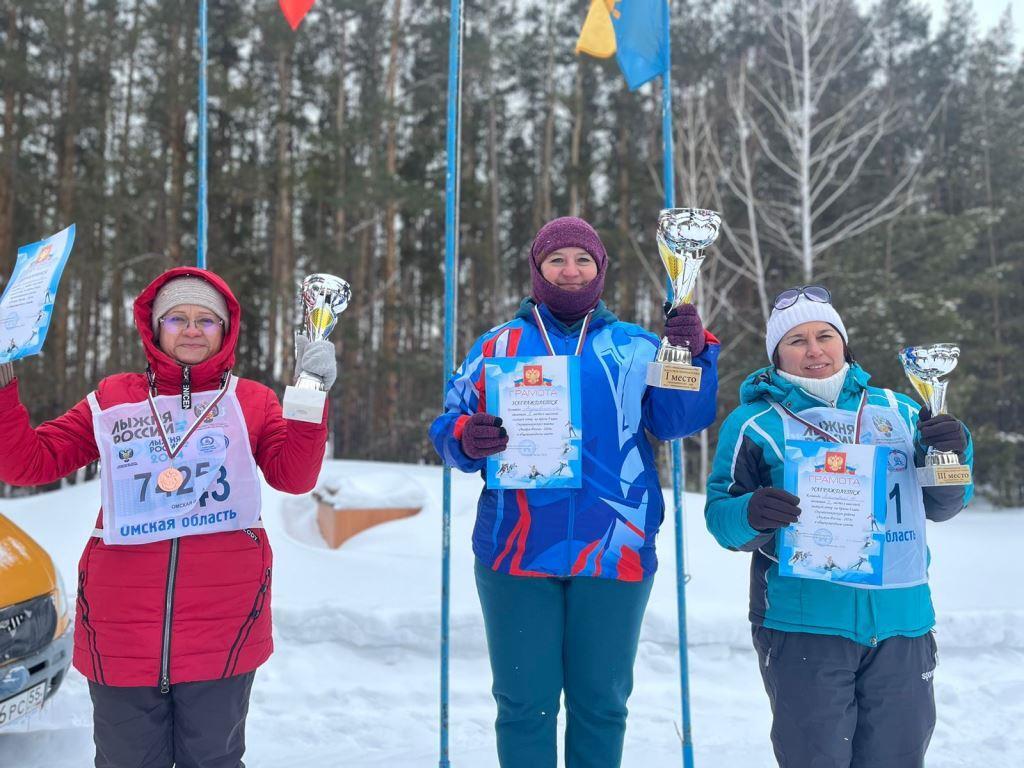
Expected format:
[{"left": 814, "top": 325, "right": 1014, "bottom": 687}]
[{"left": 1, "top": 460, "right": 1022, "bottom": 767}]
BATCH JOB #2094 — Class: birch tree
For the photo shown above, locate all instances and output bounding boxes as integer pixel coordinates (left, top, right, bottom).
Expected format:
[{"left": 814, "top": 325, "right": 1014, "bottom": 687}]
[
  {"left": 711, "top": 57, "right": 773, "bottom": 325},
  {"left": 744, "top": 0, "right": 921, "bottom": 282}
]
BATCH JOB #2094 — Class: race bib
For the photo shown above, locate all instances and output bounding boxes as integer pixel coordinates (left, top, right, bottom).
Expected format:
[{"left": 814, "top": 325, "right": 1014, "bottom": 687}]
[
  {"left": 89, "top": 376, "right": 262, "bottom": 545},
  {"left": 772, "top": 392, "right": 928, "bottom": 589}
]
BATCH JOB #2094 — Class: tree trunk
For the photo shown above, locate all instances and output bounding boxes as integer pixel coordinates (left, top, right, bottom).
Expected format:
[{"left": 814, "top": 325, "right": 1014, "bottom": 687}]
[
  {"left": 110, "top": 0, "right": 142, "bottom": 373},
  {"left": 379, "top": 0, "right": 403, "bottom": 452},
  {"left": 270, "top": 39, "right": 295, "bottom": 386},
  {"left": 798, "top": 0, "right": 813, "bottom": 282},
  {"left": 165, "top": 13, "right": 189, "bottom": 266},
  {"left": 569, "top": 61, "right": 583, "bottom": 216},
  {"left": 485, "top": 5, "right": 504, "bottom": 316},
  {"left": 535, "top": 5, "right": 556, "bottom": 231},
  {"left": 978, "top": 92, "right": 1006, "bottom": 397},
  {"left": 343, "top": 226, "right": 372, "bottom": 458},
  {"left": 51, "top": 0, "right": 85, "bottom": 416},
  {"left": 75, "top": 0, "right": 118, "bottom": 400},
  {"left": 333, "top": 9, "right": 350, "bottom": 459},
  {"left": 0, "top": 6, "right": 21, "bottom": 281},
  {"left": 616, "top": 115, "right": 635, "bottom": 319}
]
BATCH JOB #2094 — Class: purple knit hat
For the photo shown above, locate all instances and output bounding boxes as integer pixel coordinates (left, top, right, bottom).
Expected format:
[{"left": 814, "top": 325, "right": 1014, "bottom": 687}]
[{"left": 529, "top": 217, "right": 608, "bottom": 322}]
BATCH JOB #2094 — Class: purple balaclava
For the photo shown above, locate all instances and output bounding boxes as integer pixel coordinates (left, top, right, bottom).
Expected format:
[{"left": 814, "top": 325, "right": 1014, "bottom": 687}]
[{"left": 529, "top": 216, "right": 608, "bottom": 323}]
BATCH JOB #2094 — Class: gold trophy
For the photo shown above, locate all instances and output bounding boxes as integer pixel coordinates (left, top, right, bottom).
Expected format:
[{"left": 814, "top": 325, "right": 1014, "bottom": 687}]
[
  {"left": 646, "top": 208, "right": 721, "bottom": 391},
  {"left": 898, "top": 344, "right": 972, "bottom": 486},
  {"left": 282, "top": 274, "right": 351, "bottom": 423}
]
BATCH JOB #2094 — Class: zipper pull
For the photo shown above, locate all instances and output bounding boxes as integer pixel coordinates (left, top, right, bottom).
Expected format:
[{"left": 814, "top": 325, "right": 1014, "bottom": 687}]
[{"left": 159, "top": 674, "right": 170, "bottom": 694}]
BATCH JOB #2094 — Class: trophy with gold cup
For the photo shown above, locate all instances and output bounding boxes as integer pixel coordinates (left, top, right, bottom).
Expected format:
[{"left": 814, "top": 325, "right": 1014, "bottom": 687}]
[
  {"left": 283, "top": 273, "right": 351, "bottom": 423},
  {"left": 646, "top": 208, "right": 721, "bottom": 391},
  {"left": 898, "top": 344, "right": 972, "bottom": 486}
]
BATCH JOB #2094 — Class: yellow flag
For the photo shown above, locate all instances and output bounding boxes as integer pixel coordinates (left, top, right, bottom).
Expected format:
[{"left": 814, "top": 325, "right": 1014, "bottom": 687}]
[{"left": 576, "top": 0, "right": 617, "bottom": 58}]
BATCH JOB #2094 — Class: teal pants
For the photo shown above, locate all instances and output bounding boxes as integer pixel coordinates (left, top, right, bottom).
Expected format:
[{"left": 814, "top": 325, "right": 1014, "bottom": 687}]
[{"left": 474, "top": 559, "right": 654, "bottom": 768}]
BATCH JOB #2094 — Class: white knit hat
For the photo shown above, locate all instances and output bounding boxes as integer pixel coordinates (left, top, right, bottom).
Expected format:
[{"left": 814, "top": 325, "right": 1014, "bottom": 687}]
[
  {"left": 151, "top": 276, "right": 230, "bottom": 334},
  {"left": 765, "top": 293, "right": 847, "bottom": 361}
]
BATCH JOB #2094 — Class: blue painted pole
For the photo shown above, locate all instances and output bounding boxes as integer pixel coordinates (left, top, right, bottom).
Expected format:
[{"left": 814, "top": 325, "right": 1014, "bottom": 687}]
[
  {"left": 662, "top": 5, "right": 695, "bottom": 767},
  {"left": 197, "top": 0, "right": 208, "bottom": 269},
  {"left": 440, "top": 1, "right": 463, "bottom": 766}
]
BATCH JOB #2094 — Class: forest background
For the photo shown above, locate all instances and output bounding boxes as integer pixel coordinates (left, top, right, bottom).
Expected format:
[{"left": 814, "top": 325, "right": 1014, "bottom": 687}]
[{"left": 0, "top": 0, "right": 1020, "bottom": 505}]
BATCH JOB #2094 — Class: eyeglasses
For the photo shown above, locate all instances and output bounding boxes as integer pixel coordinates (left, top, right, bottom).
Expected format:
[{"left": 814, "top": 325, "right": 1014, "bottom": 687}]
[
  {"left": 772, "top": 285, "right": 832, "bottom": 310},
  {"left": 159, "top": 315, "right": 224, "bottom": 335}
]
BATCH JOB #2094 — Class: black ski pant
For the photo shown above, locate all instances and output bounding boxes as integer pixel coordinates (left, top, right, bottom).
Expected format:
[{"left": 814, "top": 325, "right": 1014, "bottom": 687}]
[
  {"left": 88, "top": 671, "right": 255, "bottom": 768},
  {"left": 752, "top": 626, "right": 937, "bottom": 768}
]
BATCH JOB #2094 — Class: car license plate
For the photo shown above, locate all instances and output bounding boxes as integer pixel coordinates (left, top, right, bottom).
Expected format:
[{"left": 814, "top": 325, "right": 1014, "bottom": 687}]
[{"left": 0, "top": 681, "right": 47, "bottom": 728}]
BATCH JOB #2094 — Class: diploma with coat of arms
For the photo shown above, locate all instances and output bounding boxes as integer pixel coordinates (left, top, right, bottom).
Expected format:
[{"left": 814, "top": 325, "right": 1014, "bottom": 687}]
[
  {"left": 483, "top": 355, "right": 582, "bottom": 490},
  {"left": 778, "top": 440, "right": 891, "bottom": 588}
]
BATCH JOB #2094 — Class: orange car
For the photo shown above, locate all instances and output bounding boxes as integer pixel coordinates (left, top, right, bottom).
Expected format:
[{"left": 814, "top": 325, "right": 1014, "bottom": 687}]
[{"left": 0, "top": 512, "right": 72, "bottom": 728}]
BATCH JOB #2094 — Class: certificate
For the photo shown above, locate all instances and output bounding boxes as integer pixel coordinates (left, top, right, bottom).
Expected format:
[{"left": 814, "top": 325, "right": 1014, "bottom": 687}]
[
  {"left": 778, "top": 440, "right": 890, "bottom": 587},
  {"left": 484, "top": 355, "right": 582, "bottom": 489},
  {"left": 0, "top": 225, "right": 75, "bottom": 364}
]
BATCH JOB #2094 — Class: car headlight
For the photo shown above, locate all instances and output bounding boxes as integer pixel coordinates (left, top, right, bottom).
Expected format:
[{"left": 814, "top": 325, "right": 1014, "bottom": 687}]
[{"left": 50, "top": 566, "right": 69, "bottom": 623}]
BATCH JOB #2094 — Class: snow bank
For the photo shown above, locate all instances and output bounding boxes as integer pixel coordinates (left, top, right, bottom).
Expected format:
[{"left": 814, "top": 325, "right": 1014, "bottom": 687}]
[
  {"left": 1, "top": 460, "right": 1022, "bottom": 767},
  {"left": 314, "top": 468, "right": 426, "bottom": 509}
]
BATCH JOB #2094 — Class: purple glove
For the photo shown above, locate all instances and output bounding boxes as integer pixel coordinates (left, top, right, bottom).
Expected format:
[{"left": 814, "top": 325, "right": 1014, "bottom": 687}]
[
  {"left": 459, "top": 413, "right": 509, "bottom": 460},
  {"left": 664, "top": 304, "right": 706, "bottom": 356},
  {"left": 747, "top": 488, "right": 802, "bottom": 532},
  {"left": 918, "top": 408, "right": 967, "bottom": 453}
]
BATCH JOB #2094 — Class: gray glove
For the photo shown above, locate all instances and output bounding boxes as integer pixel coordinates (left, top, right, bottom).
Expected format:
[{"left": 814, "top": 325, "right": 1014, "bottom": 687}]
[{"left": 294, "top": 334, "right": 338, "bottom": 390}]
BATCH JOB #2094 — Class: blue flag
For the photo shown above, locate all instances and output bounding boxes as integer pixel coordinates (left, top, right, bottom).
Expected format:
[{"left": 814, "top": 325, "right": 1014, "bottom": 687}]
[
  {"left": 577, "top": 1, "right": 669, "bottom": 90},
  {"left": 613, "top": 0, "right": 669, "bottom": 90}
]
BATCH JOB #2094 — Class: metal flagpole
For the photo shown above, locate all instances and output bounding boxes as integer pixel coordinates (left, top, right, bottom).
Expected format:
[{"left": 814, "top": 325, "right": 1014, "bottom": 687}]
[
  {"left": 440, "top": 1, "right": 464, "bottom": 766},
  {"left": 662, "top": 9, "right": 695, "bottom": 767},
  {"left": 197, "top": 0, "right": 209, "bottom": 269}
]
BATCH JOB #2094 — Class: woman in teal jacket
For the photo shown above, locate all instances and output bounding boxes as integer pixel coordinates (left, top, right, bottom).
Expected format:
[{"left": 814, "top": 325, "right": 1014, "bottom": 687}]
[{"left": 704, "top": 285, "right": 973, "bottom": 767}]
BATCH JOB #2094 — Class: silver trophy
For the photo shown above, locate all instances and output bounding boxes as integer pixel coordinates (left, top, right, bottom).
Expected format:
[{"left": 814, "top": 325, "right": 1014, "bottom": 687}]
[
  {"left": 283, "top": 273, "right": 351, "bottom": 423},
  {"left": 646, "top": 208, "right": 722, "bottom": 391},
  {"left": 898, "top": 344, "right": 971, "bottom": 486}
]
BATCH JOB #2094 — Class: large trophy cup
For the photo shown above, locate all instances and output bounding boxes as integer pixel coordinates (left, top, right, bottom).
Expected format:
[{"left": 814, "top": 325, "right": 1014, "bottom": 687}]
[
  {"left": 646, "top": 208, "right": 722, "bottom": 391},
  {"left": 282, "top": 273, "right": 351, "bottom": 423},
  {"left": 898, "top": 344, "right": 972, "bottom": 486}
]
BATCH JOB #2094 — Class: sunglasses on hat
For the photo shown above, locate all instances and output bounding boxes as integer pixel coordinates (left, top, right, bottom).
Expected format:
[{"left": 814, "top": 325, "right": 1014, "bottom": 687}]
[{"left": 772, "top": 285, "right": 831, "bottom": 310}]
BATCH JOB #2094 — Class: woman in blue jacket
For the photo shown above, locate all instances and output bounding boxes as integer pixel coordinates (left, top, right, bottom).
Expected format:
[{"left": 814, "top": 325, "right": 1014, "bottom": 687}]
[
  {"left": 705, "top": 285, "right": 973, "bottom": 767},
  {"left": 430, "top": 216, "right": 719, "bottom": 768}
]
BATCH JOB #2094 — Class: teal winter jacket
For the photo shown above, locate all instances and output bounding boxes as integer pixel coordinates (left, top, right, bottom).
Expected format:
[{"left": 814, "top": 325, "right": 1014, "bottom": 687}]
[{"left": 704, "top": 364, "right": 974, "bottom": 647}]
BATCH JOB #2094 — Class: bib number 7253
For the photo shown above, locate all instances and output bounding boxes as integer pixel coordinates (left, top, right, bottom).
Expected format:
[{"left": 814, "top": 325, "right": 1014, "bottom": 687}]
[{"left": 134, "top": 462, "right": 231, "bottom": 506}]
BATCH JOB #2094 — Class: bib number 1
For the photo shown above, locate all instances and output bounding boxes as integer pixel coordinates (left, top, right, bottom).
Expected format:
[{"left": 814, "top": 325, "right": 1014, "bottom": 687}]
[{"left": 888, "top": 482, "right": 903, "bottom": 525}]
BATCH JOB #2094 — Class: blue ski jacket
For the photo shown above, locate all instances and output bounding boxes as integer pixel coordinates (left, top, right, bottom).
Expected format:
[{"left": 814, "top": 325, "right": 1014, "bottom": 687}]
[
  {"left": 431, "top": 299, "right": 719, "bottom": 580},
  {"left": 704, "top": 364, "right": 974, "bottom": 646}
]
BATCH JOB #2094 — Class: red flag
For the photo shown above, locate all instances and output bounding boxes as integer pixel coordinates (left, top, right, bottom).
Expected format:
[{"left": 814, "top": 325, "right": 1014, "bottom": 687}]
[{"left": 279, "top": 0, "right": 315, "bottom": 30}]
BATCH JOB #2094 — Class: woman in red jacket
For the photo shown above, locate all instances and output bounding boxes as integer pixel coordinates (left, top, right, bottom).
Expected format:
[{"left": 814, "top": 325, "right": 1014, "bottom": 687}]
[{"left": 0, "top": 267, "right": 334, "bottom": 768}]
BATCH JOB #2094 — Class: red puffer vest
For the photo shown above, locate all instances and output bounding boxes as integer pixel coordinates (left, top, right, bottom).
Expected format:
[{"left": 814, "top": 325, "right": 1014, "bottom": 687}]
[{"left": 0, "top": 267, "right": 327, "bottom": 687}]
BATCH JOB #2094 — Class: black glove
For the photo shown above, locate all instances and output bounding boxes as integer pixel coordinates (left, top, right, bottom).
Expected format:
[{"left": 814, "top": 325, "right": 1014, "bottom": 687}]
[
  {"left": 747, "top": 488, "right": 802, "bottom": 532},
  {"left": 918, "top": 408, "right": 967, "bottom": 453}
]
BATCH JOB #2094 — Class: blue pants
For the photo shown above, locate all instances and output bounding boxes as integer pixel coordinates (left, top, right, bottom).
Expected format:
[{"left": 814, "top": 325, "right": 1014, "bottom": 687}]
[
  {"left": 474, "top": 558, "right": 654, "bottom": 768},
  {"left": 752, "top": 626, "right": 937, "bottom": 768}
]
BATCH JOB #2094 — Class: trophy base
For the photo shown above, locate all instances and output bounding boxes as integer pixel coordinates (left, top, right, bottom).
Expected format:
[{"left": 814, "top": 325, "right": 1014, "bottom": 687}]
[
  {"left": 646, "top": 360, "right": 702, "bottom": 391},
  {"left": 916, "top": 463, "right": 972, "bottom": 487},
  {"left": 283, "top": 385, "right": 327, "bottom": 423}
]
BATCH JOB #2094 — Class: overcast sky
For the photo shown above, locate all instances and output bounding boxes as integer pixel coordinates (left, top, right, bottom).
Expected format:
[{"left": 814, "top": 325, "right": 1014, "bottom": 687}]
[{"left": 922, "top": 0, "right": 1023, "bottom": 50}]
